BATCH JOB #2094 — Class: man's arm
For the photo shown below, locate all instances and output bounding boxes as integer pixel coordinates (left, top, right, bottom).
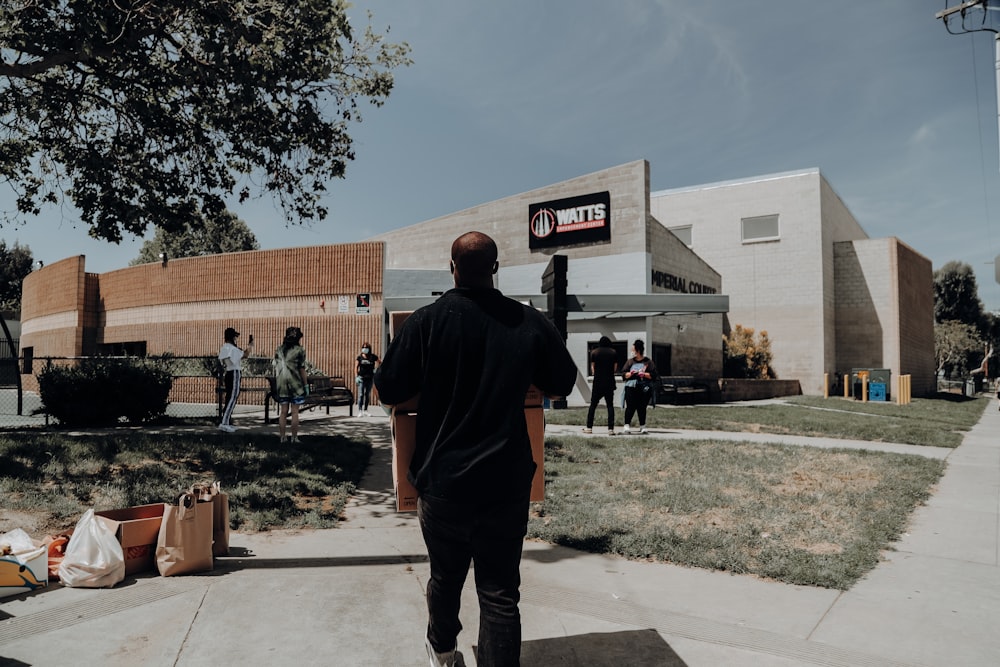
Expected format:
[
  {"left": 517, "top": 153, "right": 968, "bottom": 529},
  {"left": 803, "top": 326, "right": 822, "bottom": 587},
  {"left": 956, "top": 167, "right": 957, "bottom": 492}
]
[{"left": 374, "top": 320, "right": 422, "bottom": 406}]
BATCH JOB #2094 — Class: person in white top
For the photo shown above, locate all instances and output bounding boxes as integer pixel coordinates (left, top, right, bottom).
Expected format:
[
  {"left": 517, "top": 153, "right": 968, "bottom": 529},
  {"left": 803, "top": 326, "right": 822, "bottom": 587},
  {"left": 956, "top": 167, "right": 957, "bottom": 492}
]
[{"left": 218, "top": 326, "right": 253, "bottom": 432}]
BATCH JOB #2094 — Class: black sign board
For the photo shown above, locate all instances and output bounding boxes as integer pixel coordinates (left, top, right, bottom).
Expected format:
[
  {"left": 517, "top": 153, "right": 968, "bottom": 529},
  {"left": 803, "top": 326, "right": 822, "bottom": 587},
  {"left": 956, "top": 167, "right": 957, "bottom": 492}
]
[{"left": 529, "top": 191, "right": 611, "bottom": 250}]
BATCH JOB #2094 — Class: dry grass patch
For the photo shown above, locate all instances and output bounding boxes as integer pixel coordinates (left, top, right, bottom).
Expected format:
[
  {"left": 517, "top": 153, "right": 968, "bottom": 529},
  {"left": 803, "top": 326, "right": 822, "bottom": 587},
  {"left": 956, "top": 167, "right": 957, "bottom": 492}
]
[
  {"left": 0, "top": 430, "right": 371, "bottom": 534},
  {"left": 529, "top": 435, "right": 945, "bottom": 589}
]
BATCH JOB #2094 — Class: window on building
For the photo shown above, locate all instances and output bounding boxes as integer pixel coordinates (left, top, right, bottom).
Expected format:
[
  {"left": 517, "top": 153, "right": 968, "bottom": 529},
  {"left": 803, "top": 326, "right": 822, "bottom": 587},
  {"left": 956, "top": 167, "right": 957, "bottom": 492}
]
[
  {"left": 652, "top": 344, "right": 672, "bottom": 376},
  {"left": 21, "top": 346, "right": 32, "bottom": 375},
  {"left": 741, "top": 214, "right": 780, "bottom": 243},
  {"left": 97, "top": 341, "right": 147, "bottom": 357},
  {"left": 584, "top": 340, "right": 628, "bottom": 376},
  {"left": 669, "top": 225, "right": 693, "bottom": 247}
]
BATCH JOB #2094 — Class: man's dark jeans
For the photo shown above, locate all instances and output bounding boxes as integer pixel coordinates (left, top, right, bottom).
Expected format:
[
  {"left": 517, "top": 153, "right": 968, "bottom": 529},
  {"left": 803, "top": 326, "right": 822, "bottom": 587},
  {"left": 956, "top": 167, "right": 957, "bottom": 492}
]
[
  {"left": 418, "top": 493, "right": 530, "bottom": 667},
  {"left": 586, "top": 387, "right": 615, "bottom": 430}
]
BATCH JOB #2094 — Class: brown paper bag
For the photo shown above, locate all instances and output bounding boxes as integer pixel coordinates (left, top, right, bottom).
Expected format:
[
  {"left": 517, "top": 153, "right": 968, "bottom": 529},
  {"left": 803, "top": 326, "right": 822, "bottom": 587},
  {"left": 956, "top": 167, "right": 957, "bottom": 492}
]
[
  {"left": 191, "top": 482, "right": 230, "bottom": 557},
  {"left": 156, "top": 493, "right": 214, "bottom": 576}
]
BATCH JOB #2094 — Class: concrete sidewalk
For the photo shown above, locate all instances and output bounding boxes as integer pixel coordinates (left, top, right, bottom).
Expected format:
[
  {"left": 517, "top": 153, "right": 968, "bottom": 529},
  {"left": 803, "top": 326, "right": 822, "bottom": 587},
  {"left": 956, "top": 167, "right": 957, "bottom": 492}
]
[{"left": 1, "top": 402, "right": 998, "bottom": 666}]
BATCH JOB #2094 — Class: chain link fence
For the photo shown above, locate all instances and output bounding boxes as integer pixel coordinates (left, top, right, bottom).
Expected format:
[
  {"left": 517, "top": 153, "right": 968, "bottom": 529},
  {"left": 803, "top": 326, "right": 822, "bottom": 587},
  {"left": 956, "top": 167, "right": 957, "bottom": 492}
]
[{"left": 0, "top": 355, "right": 283, "bottom": 429}]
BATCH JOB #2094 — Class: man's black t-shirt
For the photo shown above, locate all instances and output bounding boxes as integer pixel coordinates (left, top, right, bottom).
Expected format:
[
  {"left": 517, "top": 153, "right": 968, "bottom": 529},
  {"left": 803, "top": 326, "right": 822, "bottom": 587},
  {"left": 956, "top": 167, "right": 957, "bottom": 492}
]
[
  {"left": 590, "top": 346, "right": 618, "bottom": 394},
  {"left": 375, "top": 287, "right": 577, "bottom": 501}
]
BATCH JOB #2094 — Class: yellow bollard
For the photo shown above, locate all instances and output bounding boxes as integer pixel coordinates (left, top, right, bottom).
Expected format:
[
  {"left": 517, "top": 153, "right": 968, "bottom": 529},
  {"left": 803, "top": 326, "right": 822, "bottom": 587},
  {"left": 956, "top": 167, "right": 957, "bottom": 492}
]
[
  {"left": 862, "top": 377, "right": 868, "bottom": 402},
  {"left": 824, "top": 373, "right": 829, "bottom": 399}
]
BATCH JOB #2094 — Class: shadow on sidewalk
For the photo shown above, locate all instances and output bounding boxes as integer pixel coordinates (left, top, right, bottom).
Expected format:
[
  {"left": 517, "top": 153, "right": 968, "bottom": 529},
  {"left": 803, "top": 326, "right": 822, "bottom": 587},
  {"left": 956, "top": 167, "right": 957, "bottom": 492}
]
[{"left": 519, "top": 628, "right": 687, "bottom": 666}]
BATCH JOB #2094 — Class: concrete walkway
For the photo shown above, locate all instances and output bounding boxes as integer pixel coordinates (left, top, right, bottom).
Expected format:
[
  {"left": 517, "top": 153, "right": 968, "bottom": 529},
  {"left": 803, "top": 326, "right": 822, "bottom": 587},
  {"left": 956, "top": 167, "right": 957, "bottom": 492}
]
[{"left": 1, "top": 402, "right": 997, "bottom": 666}]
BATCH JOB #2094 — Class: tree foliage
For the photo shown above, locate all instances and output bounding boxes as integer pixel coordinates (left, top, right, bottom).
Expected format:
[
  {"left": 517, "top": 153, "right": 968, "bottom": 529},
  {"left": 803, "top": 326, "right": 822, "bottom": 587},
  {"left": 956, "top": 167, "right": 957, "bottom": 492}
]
[
  {"left": 0, "top": 239, "right": 33, "bottom": 311},
  {"left": 130, "top": 210, "right": 259, "bottom": 265},
  {"left": 0, "top": 0, "right": 411, "bottom": 243},
  {"left": 934, "top": 320, "right": 984, "bottom": 379},
  {"left": 933, "top": 261, "right": 984, "bottom": 328},
  {"left": 723, "top": 324, "right": 776, "bottom": 379}
]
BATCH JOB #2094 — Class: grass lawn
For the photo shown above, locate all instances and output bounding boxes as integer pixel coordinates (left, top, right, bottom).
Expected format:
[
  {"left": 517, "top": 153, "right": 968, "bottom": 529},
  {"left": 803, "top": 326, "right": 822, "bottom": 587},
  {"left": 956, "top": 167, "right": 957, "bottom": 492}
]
[
  {"left": 0, "top": 430, "right": 371, "bottom": 534},
  {"left": 528, "top": 433, "right": 946, "bottom": 589},
  {"left": 543, "top": 394, "right": 984, "bottom": 448},
  {"left": 1, "top": 396, "right": 987, "bottom": 590},
  {"left": 535, "top": 396, "right": 987, "bottom": 588}
]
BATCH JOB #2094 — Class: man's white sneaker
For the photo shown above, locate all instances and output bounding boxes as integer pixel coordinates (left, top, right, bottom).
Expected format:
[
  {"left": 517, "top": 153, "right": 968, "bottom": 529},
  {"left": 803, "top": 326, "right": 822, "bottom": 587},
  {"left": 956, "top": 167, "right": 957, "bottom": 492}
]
[
  {"left": 218, "top": 424, "right": 236, "bottom": 433},
  {"left": 425, "top": 637, "right": 466, "bottom": 667},
  {"left": 640, "top": 426, "right": 648, "bottom": 434},
  {"left": 581, "top": 427, "right": 592, "bottom": 434},
  {"left": 623, "top": 424, "right": 630, "bottom": 433}
]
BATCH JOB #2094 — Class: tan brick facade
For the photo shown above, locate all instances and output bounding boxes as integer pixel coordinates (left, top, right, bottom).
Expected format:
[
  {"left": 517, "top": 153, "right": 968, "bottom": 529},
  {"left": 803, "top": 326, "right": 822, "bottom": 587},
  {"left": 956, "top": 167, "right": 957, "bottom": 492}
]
[{"left": 20, "top": 243, "right": 385, "bottom": 392}]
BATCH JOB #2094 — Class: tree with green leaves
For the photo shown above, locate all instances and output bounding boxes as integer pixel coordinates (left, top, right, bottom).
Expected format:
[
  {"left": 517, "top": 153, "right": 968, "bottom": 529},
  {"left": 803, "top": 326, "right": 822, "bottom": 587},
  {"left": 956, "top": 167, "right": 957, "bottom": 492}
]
[
  {"left": 933, "top": 261, "right": 985, "bottom": 328},
  {"left": 934, "top": 320, "right": 984, "bottom": 379},
  {"left": 0, "top": 239, "right": 33, "bottom": 311},
  {"left": 0, "top": 1, "right": 411, "bottom": 243},
  {"left": 130, "top": 210, "right": 259, "bottom": 265}
]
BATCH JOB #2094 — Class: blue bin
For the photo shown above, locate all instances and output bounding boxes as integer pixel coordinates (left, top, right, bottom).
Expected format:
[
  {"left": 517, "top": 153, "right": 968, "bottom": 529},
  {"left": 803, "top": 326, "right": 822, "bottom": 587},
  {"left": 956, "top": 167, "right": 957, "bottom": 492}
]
[{"left": 869, "top": 382, "right": 886, "bottom": 401}]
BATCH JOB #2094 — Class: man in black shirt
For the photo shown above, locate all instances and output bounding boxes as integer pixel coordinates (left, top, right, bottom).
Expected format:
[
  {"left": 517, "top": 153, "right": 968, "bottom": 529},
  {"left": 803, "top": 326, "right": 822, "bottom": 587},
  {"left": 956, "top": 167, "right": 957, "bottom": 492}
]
[
  {"left": 375, "top": 231, "right": 577, "bottom": 667},
  {"left": 584, "top": 335, "right": 618, "bottom": 434}
]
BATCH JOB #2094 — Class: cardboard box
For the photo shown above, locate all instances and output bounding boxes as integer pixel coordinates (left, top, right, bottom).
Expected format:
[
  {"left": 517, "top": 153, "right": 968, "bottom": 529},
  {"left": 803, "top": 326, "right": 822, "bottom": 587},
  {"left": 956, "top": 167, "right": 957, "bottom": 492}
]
[
  {"left": 390, "top": 387, "right": 547, "bottom": 511},
  {"left": 0, "top": 544, "right": 48, "bottom": 599},
  {"left": 95, "top": 503, "right": 166, "bottom": 575},
  {"left": 392, "top": 408, "right": 421, "bottom": 512},
  {"left": 525, "top": 385, "right": 545, "bottom": 502}
]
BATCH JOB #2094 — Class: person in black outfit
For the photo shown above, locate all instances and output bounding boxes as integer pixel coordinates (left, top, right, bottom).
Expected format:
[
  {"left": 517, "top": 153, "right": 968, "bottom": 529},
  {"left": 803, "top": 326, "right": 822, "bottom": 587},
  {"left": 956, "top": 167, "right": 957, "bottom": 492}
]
[
  {"left": 375, "top": 231, "right": 577, "bottom": 667},
  {"left": 583, "top": 336, "right": 618, "bottom": 435},
  {"left": 622, "top": 339, "right": 657, "bottom": 434},
  {"left": 354, "top": 342, "right": 379, "bottom": 416}
]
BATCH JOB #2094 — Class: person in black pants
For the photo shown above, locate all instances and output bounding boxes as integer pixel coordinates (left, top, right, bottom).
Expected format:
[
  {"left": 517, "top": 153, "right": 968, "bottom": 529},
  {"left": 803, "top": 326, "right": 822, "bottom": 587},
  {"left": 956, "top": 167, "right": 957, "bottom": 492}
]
[
  {"left": 354, "top": 342, "right": 379, "bottom": 416},
  {"left": 375, "top": 231, "right": 577, "bottom": 667},
  {"left": 583, "top": 336, "right": 618, "bottom": 435},
  {"left": 218, "top": 327, "right": 253, "bottom": 432},
  {"left": 622, "top": 339, "right": 656, "bottom": 434}
]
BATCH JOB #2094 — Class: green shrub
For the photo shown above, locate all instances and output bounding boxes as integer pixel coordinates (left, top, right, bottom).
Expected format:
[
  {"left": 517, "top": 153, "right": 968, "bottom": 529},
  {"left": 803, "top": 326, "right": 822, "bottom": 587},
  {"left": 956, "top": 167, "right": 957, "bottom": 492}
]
[{"left": 37, "top": 358, "right": 173, "bottom": 426}]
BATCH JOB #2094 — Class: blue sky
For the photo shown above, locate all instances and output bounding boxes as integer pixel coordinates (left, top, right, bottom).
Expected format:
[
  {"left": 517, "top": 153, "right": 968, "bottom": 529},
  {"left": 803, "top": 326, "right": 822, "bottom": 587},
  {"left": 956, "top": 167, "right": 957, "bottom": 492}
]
[{"left": 5, "top": 1, "right": 1000, "bottom": 310}]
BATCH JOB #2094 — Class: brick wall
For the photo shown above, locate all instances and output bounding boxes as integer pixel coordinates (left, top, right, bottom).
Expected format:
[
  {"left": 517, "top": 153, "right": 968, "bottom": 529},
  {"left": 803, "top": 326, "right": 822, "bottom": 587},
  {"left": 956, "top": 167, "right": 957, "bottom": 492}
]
[{"left": 20, "top": 243, "right": 385, "bottom": 389}]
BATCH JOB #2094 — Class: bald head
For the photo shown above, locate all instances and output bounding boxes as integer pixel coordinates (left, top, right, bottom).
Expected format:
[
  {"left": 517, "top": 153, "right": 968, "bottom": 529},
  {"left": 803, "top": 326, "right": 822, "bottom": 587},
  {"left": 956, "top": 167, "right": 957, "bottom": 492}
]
[{"left": 450, "top": 231, "right": 498, "bottom": 288}]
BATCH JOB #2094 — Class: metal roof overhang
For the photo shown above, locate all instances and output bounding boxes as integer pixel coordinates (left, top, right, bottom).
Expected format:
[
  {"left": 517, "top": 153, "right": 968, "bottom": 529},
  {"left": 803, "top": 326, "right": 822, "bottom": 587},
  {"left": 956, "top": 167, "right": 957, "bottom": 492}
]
[{"left": 385, "top": 294, "right": 729, "bottom": 317}]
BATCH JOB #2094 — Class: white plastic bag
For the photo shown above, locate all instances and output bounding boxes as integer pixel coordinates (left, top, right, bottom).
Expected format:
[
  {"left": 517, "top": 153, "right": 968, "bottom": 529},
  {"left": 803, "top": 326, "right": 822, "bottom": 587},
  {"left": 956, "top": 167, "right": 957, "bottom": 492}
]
[{"left": 58, "top": 509, "right": 126, "bottom": 588}]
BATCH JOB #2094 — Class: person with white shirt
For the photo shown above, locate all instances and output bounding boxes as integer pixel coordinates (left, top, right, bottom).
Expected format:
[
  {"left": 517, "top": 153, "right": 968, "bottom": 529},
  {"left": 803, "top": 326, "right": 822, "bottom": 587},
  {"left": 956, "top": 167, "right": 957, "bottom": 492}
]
[{"left": 218, "top": 326, "right": 253, "bottom": 432}]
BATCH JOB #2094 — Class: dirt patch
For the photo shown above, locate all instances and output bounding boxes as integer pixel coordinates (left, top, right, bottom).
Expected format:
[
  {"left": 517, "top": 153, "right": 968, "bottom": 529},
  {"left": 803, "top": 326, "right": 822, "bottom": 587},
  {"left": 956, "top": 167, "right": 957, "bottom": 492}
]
[{"left": 0, "top": 509, "right": 52, "bottom": 535}]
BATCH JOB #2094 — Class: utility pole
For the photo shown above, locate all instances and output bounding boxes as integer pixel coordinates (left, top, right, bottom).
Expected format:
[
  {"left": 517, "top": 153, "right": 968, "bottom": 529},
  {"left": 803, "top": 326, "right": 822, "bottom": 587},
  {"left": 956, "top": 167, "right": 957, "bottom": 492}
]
[
  {"left": 937, "top": 1, "right": 1000, "bottom": 172},
  {"left": 937, "top": 2, "right": 1000, "bottom": 284}
]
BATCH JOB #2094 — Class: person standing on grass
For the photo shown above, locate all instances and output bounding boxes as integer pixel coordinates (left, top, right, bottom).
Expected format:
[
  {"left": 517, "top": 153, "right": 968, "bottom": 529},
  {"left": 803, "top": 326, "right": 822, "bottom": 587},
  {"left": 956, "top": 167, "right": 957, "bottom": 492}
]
[
  {"left": 621, "top": 339, "right": 656, "bottom": 434},
  {"left": 375, "top": 231, "right": 577, "bottom": 667},
  {"left": 273, "top": 326, "right": 308, "bottom": 443},
  {"left": 355, "top": 342, "right": 379, "bottom": 417},
  {"left": 218, "top": 327, "right": 253, "bottom": 432},
  {"left": 583, "top": 336, "right": 618, "bottom": 435}
]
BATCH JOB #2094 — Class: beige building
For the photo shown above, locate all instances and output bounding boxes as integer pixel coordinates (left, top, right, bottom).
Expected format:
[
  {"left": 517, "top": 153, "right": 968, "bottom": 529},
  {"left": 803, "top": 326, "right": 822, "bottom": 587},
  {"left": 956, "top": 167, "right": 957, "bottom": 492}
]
[
  {"left": 19, "top": 160, "right": 935, "bottom": 406},
  {"left": 650, "top": 169, "right": 935, "bottom": 396},
  {"left": 373, "top": 160, "right": 726, "bottom": 405}
]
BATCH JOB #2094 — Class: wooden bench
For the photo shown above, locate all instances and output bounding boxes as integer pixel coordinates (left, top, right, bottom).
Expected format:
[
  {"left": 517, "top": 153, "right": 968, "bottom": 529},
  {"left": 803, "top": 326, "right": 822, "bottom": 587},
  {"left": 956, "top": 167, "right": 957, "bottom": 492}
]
[
  {"left": 264, "top": 375, "right": 354, "bottom": 423},
  {"left": 216, "top": 376, "right": 271, "bottom": 419}
]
